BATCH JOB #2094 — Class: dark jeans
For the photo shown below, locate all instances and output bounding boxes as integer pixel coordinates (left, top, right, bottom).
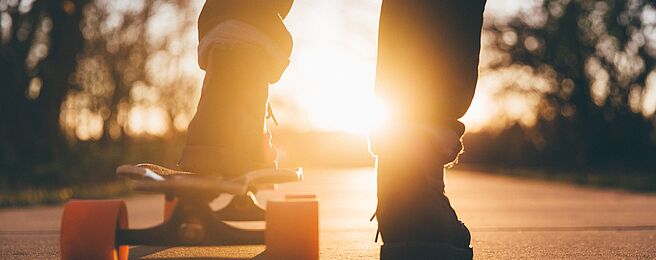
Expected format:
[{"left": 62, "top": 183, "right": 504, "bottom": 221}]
[
  {"left": 372, "top": 2, "right": 487, "bottom": 250},
  {"left": 373, "top": 0, "right": 487, "bottom": 162}
]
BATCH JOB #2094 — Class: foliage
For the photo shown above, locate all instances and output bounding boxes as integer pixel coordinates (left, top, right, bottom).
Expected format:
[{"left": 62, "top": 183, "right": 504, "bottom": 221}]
[
  {"left": 62, "top": 0, "right": 199, "bottom": 141},
  {"left": 479, "top": 0, "right": 656, "bottom": 168},
  {"left": 1, "top": 0, "right": 89, "bottom": 184},
  {"left": 1, "top": 0, "right": 198, "bottom": 187}
]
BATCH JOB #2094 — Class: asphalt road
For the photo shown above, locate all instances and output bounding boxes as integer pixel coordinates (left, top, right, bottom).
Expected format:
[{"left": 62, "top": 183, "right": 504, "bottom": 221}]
[{"left": 1, "top": 168, "right": 656, "bottom": 259}]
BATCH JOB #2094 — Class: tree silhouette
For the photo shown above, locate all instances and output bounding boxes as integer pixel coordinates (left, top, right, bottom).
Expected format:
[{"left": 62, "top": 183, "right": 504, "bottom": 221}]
[
  {"left": 482, "top": 0, "right": 656, "bottom": 168},
  {"left": 62, "top": 1, "right": 199, "bottom": 142},
  {"left": 1, "top": 0, "right": 199, "bottom": 185},
  {"left": 1, "top": 0, "right": 89, "bottom": 182}
]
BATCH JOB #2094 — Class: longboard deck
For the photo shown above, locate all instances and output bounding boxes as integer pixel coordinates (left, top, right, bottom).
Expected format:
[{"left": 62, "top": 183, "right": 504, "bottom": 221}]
[
  {"left": 116, "top": 164, "right": 303, "bottom": 196},
  {"left": 136, "top": 163, "right": 196, "bottom": 177}
]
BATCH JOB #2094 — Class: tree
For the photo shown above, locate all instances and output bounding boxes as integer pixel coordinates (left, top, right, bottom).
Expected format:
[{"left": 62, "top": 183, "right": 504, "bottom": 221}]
[
  {"left": 62, "top": 1, "right": 199, "bottom": 142},
  {"left": 1, "top": 0, "right": 199, "bottom": 185},
  {"left": 483, "top": 0, "right": 656, "bottom": 168},
  {"left": 1, "top": 0, "right": 90, "bottom": 183}
]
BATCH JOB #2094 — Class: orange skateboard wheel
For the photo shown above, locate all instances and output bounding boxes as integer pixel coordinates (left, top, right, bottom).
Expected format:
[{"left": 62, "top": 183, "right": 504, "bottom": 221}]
[
  {"left": 265, "top": 194, "right": 319, "bottom": 260},
  {"left": 60, "top": 200, "right": 129, "bottom": 260}
]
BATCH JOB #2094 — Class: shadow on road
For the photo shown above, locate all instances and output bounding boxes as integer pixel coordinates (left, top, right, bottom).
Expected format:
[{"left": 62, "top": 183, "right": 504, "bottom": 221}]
[{"left": 128, "top": 246, "right": 266, "bottom": 260}]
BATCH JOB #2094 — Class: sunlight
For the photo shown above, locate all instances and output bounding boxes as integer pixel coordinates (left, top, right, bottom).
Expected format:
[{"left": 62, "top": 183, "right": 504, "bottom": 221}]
[
  {"left": 59, "top": 0, "right": 551, "bottom": 139},
  {"left": 302, "top": 88, "right": 390, "bottom": 134},
  {"left": 287, "top": 46, "right": 388, "bottom": 133},
  {"left": 272, "top": 0, "right": 384, "bottom": 134},
  {"left": 127, "top": 105, "right": 170, "bottom": 136},
  {"left": 460, "top": 85, "right": 497, "bottom": 133},
  {"left": 276, "top": 0, "right": 521, "bottom": 134}
]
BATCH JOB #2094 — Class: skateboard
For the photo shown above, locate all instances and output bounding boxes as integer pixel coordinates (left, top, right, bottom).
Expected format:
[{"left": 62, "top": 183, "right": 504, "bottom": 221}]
[{"left": 60, "top": 164, "right": 318, "bottom": 260}]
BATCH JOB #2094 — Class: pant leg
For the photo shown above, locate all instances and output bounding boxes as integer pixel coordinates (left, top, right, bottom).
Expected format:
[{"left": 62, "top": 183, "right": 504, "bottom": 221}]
[
  {"left": 372, "top": 0, "right": 487, "bottom": 252},
  {"left": 373, "top": 0, "right": 486, "bottom": 164},
  {"left": 178, "top": 44, "right": 276, "bottom": 177}
]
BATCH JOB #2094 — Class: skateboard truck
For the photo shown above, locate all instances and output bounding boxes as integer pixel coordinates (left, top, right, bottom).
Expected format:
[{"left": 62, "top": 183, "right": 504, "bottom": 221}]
[
  {"left": 215, "top": 192, "right": 266, "bottom": 221},
  {"left": 116, "top": 197, "right": 266, "bottom": 247}
]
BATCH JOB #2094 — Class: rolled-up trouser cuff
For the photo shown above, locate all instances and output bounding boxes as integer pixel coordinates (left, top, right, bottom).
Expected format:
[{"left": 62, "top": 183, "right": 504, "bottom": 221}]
[{"left": 368, "top": 122, "right": 465, "bottom": 167}]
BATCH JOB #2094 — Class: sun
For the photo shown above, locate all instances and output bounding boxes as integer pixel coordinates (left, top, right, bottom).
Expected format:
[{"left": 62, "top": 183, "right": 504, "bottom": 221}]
[
  {"left": 269, "top": 0, "right": 388, "bottom": 134},
  {"left": 276, "top": 44, "right": 388, "bottom": 134},
  {"left": 301, "top": 85, "right": 390, "bottom": 134},
  {"left": 271, "top": 0, "right": 495, "bottom": 134}
]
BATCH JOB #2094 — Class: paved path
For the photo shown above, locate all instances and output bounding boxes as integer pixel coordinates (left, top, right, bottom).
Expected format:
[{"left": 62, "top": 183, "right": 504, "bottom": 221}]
[{"left": 1, "top": 168, "right": 656, "bottom": 259}]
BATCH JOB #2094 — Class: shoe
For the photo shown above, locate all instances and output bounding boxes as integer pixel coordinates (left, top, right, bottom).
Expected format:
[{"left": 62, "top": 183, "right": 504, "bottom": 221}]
[{"left": 371, "top": 125, "right": 472, "bottom": 260}]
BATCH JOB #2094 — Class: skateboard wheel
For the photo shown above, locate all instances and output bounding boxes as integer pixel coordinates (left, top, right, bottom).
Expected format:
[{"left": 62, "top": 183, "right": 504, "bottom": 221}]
[
  {"left": 265, "top": 194, "right": 319, "bottom": 260},
  {"left": 60, "top": 200, "right": 129, "bottom": 260}
]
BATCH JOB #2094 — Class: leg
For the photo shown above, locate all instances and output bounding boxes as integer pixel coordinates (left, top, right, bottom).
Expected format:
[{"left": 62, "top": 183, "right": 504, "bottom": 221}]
[
  {"left": 178, "top": 43, "right": 277, "bottom": 177},
  {"left": 372, "top": 0, "right": 487, "bottom": 259},
  {"left": 179, "top": 2, "right": 292, "bottom": 178}
]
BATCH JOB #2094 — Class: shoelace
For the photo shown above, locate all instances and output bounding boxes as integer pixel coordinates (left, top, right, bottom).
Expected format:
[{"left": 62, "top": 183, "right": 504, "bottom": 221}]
[
  {"left": 266, "top": 103, "right": 279, "bottom": 126},
  {"left": 370, "top": 208, "right": 380, "bottom": 242}
]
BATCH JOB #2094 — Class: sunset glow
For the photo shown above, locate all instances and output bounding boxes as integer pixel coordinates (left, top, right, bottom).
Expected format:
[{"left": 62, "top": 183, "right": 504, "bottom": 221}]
[
  {"left": 271, "top": 0, "right": 385, "bottom": 134},
  {"left": 59, "top": 0, "right": 554, "bottom": 139},
  {"left": 274, "top": 0, "right": 528, "bottom": 134}
]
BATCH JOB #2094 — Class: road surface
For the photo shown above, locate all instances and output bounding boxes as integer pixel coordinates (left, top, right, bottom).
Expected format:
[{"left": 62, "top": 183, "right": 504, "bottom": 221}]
[{"left": 1, "top": 168, "right": 656, "bottom": 259}]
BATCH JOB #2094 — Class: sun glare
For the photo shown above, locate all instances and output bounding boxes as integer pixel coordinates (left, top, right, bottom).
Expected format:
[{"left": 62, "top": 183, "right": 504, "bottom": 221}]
[
  {"left": 301, "top": 87, "right": 390, "bottom": 134},
  {"left": 286, "top": 46, "right": 388, "bottom": 134},
  {"left": 271, "top": 0, "right": 545, "bottom": 134},
  {"left": 62, "top": 0, "right": 539, "bottom": 139},
  {"left": 271, "top": 0, "right": 385, "bottom": 134},
  {"left": 127, "top": 105, "right": 170, "bottom": 136}
]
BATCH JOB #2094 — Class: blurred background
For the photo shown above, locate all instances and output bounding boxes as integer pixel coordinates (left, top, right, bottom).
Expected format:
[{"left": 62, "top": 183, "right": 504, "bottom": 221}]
[{"left": 1, "top": 0, "right": 655, "bottom": 206}]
